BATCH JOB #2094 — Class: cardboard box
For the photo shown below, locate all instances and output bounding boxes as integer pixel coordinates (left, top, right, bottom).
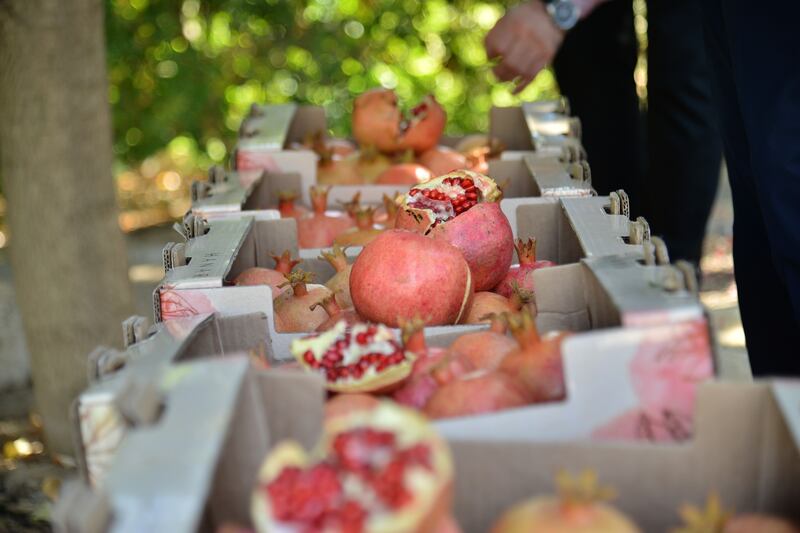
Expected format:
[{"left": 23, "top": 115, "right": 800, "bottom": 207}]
[
  {"left": 53, "top": 356, "right": 800, "bottom": 533},
  {"left": 232, "top": 101, "right": 592, "bottom": 199},
  {"left": 74, "top": 313, "right": 270, "bottom": 488},
  {"left": 191, "top": 155, "right": 592, "bottom": 223}
]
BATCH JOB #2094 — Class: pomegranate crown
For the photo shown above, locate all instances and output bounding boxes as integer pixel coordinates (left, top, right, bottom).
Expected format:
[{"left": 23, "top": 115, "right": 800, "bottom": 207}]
[
  {"left": 354, "top": 206, "right": 376, "bottom": 226},
  {"left": 382, "top": 193, "right": 400, "bottom": 216},
  {"left": 672, "top": 493, "right": 732, "bottom": 533},
  {"left": 309, "top": 292, "right": 339, "bottom": 313},
  {"left": 509, "top": 281, "right": 535, "bottom": 304},
  {"left": 398, "top": 315, "right": 426, "bottom": 345},
  {"left": 319, "top": 245, "right": 350, "bottom": 269},
  {"left": 497, "top": 308, "right": 539, "bottom": 345},
  {"left": 555, "top": 470, "right": 616, "bottom": 507},
  {"left": 514, "top": 238, "right": 538, "bottom": 264},
  {"left": 278, "top": 269, "right": 315, "bottom": 289},
  {"left": 269, "top": 250, "right": 301, "bottom": 274},
  {"left": 277, "top": 190, "right": 299, "bottom": 202},
  {"left": 338, "top": 191, "right": 362, "bottom": 217}
]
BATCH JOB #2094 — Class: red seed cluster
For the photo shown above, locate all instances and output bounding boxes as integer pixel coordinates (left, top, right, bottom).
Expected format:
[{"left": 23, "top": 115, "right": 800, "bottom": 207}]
[
  {"left": 409, "top": 176, "right": 479, "bottom": 225},
  {"left": 266, "top": 463, "right": 366, "bottom": 532},
  {"left": 302, "top": 326, "right": 406, "bottom": 382}
]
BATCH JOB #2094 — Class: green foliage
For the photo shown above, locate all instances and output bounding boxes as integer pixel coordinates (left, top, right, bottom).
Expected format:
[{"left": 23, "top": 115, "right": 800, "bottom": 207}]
[{"left": 106, "top": 0, "right": 559, "bottom": 166}]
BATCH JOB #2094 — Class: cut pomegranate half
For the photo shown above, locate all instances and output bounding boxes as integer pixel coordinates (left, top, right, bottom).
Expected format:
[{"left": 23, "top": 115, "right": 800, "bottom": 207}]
[
  {"left": 291, "top": 320, "right": 415, "bottom": 393},
  {"left": 252, "top": 401, "right": 453, "bottom": 533}
]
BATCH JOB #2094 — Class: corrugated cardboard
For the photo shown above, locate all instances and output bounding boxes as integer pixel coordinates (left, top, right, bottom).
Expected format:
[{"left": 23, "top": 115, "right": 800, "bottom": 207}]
[{"left": 54, "top": 356, "right": 800, "bottom": 533}]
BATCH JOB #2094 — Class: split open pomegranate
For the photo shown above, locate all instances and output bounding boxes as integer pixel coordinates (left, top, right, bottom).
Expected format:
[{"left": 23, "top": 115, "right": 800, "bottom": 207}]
[
  {"left": 290, "top": 320, "right": 415, "bottom": 393},
  {"left": 251, "top": 401, "right": 453, "bottom": 533},
  {"left": 396, "top": 170, "right": 514, "bottom": 291}
]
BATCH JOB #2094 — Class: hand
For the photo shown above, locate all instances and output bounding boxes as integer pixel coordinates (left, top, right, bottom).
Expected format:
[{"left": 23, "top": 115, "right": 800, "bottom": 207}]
[{"left": 484, "top": 1, "right": 565, "bottom": 94}]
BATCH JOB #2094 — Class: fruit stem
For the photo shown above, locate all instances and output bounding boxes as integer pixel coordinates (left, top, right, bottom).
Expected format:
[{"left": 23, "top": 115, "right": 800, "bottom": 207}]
[
  {"left": 319, "top": 245, "right": 349, "bottom": 273},
  {"left": 310, "top": 293, "right": 341, "bottom": 317},
  {"left": 508, "top": 282, "right": 534, "bottom": 311},
  {"left": 310, "top": 185, "right": 331, "bottom": 215},
  {"left": 515, "top": 238, "right": 537, "bottom": 267},
  {"left": 339, "top": 191, "right": 361, "bottom": 218},
  {"left": 503, "top": 308, "right": 540, "bottom": 349},
  {"left": 399, "top": 316, "right": 427, "bottom": 354},
  {"left": 382, "top": 193, "right": 399, "bottom": 219},
  {"left": 270, "top": 250, "right": 301, "bottom": 275},
  {"left": 277, "top": 190, "right": 300, "bottom": 217}
]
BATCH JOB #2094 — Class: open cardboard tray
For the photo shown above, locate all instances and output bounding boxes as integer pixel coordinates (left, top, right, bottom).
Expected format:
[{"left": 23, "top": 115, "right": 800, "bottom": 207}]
[
  {"left": 232, "top": 100, "right": 591, "bottom": 200},
  {"left": 154, "top": 190, "right": 676, "bottom": 357},
  {"left": 54, "top": 356, "right": 800, "bottom": 533},
  {"left": 74, "top": 313, "right": 271, "bottom": 488},
  {"left": 191, "top": 154, "right": 592, "bottom": 222}
]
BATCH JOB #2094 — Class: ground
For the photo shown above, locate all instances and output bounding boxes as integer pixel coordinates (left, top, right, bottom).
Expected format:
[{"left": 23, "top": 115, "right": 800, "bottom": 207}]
[{"left": 0, "top": 171, "right": 747, "bottom": 531}]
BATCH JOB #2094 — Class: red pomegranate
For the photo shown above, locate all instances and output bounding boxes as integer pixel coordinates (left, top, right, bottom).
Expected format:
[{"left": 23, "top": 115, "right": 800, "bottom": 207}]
[
  {"left": 317, "top": 155, "right": 361, "bottom": 185},
  {"left": 333, "top": 207, "right": 383, "bottom": 247},
  {"left": 273, "top": 270, "right": 332, "bottom": 333},
  {"left": 349, "top": 230, "right": 474, "bottom": 327},
  {"left": 251, "top": 402, "right": 453, "bottom": 533},
  {"left": 494, "top": 238, "right": 556, "bottom": 298},
  {"left": 418, "top": 146, "right": 468, "bottom": 176},
  {"left": 311, "top": 294, "right": 362, "bottom": 332},
  {"left": 491, "top": 470, "right": 640, "bottom": 533},
  {"left": 232, "top": 250, "right": 300, "bottom": 299},
  {"left": 391, "top": 317, "right": 453, "bottom": 409},
  {"left": 376, "top": 163, "right": 433, "bottom": 185},
  {"left": 324, "top": 393, "right": 380, "bottom": 421},
  {"left": 423, "top": 370, "right": 530, "bottom": 420},
  {"left": 448, "top": 314, "right": 517, "bottom": 371},
  {"left": 276, "top": 190, "right": 309, "bottom": 220},
  {"left": 297, "top": 186, "right": 354, "bottom": 248},
  {"left": 352, "top": 88, "right": 446, "bottom": 154},
  {"left": 396, "top": 170, "right": 514, "bottom": 291},
  {"left": 291, "top": 320, "right": 415, "bottom": 393},
  {"left": 498, "top": 308, "right": 569, "bottom": 403}
]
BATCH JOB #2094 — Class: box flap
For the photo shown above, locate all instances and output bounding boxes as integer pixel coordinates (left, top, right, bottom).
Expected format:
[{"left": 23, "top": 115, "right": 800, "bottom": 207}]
[
  {"left": 561, "top": 196, "right": 643, "bottom": 259},
  {"left": 236, "top": 104, "right": 298, "bottom": 151},
  {"left": 771, "top": 380, "right": 800, "bottom": 451}
]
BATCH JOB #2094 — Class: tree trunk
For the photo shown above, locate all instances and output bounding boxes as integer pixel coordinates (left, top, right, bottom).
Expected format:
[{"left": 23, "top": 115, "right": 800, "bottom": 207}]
[{"left": 0, "top": 0, "right": 133, "bottom": 454}]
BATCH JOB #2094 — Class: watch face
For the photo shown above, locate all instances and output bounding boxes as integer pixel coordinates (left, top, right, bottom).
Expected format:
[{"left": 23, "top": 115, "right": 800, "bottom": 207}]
[{"left": 552, "top": 0, "right": 579, "bottom": 30}]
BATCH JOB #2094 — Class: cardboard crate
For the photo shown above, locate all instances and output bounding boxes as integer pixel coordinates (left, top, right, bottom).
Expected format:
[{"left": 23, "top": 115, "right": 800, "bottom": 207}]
[
  {"left": 191, "top": 154, "right": 592, "bottom": 222},
  {"left": 74, "top": 313, "right": 270, "bottom": 488},
  {"left": 232, "top": 101, "right": 591, "bottom": 200},
  {"left": 53, "top": 357, "right": 800, "bottom": 533}
]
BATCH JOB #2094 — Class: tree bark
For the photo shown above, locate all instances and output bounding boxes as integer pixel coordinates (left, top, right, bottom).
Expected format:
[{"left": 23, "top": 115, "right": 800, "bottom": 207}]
[{"left": 0, "top": 0, "right": 133, "bottom": 454}]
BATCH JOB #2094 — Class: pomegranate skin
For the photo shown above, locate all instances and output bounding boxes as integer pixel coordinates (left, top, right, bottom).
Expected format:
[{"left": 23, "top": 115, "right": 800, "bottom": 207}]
[
  {"left": 494, "top": 238, "right": 556, "bottom": 298},
  {"left": 460, "top": 292, "right": 516, "bottom": 324},
  {"left": 392, "top": 347, "right": 450, "bottom": 409},
  {"left": 350, "top": 230, "right": 473, "bottom": 327},
  {"left": 424, "top": 371, "right": 529, "bottom": 419},
  {"left": 376, "top": 163, "right": 433, "bottom": 185},
  {"left": 418, "top": 146, "right": 468, "bottom": 176},
  {"left": 401, "top": 95, "right": 447, "bottom": 153},
  {"left": 449, "top": 331, "right": 517, "bottom": 371},
  {"left": 352, "top": 88, "right": 402, "bottom": 153},
  {"left": 233, "top": 267, "right": 290, "bottom": 299},
  {"left": 398, "top": 202, "right": 513, "bottom": 292}
]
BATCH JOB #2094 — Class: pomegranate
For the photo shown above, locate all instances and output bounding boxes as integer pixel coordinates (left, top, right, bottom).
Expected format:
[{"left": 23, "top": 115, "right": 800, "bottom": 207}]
[
  {"left": 498, "top": 308, "right": 569, "bottom": 403},
  {"left": 233, "top": 250, "right": 300, "bottom": 299},
  {"left": 376, "top": 163, "right": 433, "bottom": 185},
  {"left": 297, "top": 186, "right": 354, "bottom": 248},
  {"left": 276, "top": 190, "right": 309, "bottom": 220},
  {"left": 251, "top": 401, "right": 453, "bottom": 533},
  {"left": 324, "top": 393, "right": 380, "bottom": 421},
  {"left": 423, "top": 370, "right": 530, "bottom": 419},
  {"left": 291, "top": 320, "right": 415, "bottom": 393},
  {"left": 317, "top": 155, "right": 361, "bottom": 185},
  {"left": 320, "top": 245, "right": 354, "bottom": 309},
  {"left": 491, "top": 470, "right": 640, "bottom": 533},
  {"left": 290, "top": 131, "right": 356, "bottom": 159},
  {"left": 676, "top": 493, "right": 800, "bottom": 533},
  {"left": 418, "top": 146, "right": 468, "bottom": 176},
  {"left": 459, "top": 292, "right": 517, "bottom": 325},
  {"left": 448, "top": 314, "right": 517, "bottom": 371},
  {"left": 349, "top": 147, "right": 392, "bottom": 183},
  {"left": 352, "top": 88, "right": 447, "bottom": 154},
  {"left": 350, "top": 230, "right": 474, "bottom": 327},
  {"left": 273, "top": 270, "right": 333, "bottom": 333},
  {"left": 494, "top": 238, "right": 556, "bottom": 298},
  {"left": 334, "top": 207, "right": 383, "bottom": 247},
  {"left": 391, "top": 317, "right": 453, "bottom": 409},
  {"left": 311, "top": 294, "right": 362, "bottom": 332},
  {"left": 396, "top": 170, "right": 514, "bottom": 292}
]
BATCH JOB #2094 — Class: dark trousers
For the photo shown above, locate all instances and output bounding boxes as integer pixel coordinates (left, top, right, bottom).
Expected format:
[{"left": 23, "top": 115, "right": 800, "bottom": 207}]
[
  {"left": 553, "top": 0, "right": 722, "bottom": 265},
  {"left": 701, "top": 0, "right": 800, "bottom": 376}
]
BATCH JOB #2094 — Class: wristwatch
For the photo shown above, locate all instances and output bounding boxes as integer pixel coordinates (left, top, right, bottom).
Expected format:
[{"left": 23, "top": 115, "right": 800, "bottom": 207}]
[{"left": 543, "top": 0, "right": 580, "bottom": 31}]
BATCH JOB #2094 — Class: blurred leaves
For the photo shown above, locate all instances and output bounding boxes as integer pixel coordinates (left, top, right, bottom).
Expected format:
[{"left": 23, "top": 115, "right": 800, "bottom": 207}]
[{"left": 106, "top": 0, "right": 559, "bottom": 166}]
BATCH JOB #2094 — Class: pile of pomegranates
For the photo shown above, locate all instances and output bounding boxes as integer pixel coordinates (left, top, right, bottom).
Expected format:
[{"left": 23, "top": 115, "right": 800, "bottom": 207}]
[
  {"left": 288, "top": 88, "right": 505, "bottom": 185},
  {"left": 251, "top": 401, "right": 457, "bottom": 533}
]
